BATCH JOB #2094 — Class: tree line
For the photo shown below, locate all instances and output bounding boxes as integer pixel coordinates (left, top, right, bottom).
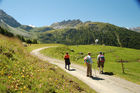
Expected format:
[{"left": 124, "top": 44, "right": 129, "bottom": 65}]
[
  {"left": 39, "top": 22, "right": 140, "bottom": 49},
  {"left": 0, "top": 26, "right": 38, "bottom": 44}
]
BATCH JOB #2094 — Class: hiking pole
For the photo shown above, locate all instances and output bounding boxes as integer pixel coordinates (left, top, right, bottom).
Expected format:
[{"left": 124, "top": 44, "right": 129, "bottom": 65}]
[{"left": 93, "top": 63, "right": 96, "bottom": 77}]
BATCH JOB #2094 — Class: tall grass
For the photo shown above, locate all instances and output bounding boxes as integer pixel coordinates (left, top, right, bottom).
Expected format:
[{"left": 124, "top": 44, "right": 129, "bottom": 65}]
[
  {"left": 41, "top": 45, "right": 140, "bottom": 84},
  {"left": 0, "top": 35, "right": 95, "bottom": 93}
]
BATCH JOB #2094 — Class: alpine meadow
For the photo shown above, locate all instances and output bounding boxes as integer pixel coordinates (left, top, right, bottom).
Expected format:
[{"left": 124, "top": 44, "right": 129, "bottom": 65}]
[{"left": 0, "top": 1, "right": 140, "bottom": 92}]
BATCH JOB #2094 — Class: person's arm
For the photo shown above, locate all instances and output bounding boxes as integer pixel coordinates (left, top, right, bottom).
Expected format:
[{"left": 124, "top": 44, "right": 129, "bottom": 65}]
[
  {"left": 90, "top": 56, "right": 93, "bottom": 63},
  {"left": 97, "top": 55, "right": 99, "bottom": 63}
]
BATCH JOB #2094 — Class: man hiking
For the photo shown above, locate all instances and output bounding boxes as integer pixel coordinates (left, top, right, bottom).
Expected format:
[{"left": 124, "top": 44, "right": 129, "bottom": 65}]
[
  {"left": 64, "top": 52, "right": 71, "bottom": 70},
  {"left": 97, "top": 52, "right": 105, "bottom": 74},
  {"left": 84, "top": 52, "right": 93, "bottom": 77}
]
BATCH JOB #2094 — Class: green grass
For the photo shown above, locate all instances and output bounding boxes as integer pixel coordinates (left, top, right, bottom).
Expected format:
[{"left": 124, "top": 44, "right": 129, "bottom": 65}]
[
  {"left": 25, "top": 44, "right": 63, "bottom": 52},
  {"left": 40, "top": 45, "right": 140, "bottom": 84},
  {"left": 0, "top": 35, "right": 95, "bottom": 93}
]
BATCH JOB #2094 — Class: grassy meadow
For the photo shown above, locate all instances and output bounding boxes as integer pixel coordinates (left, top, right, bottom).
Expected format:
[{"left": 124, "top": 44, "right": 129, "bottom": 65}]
[
  {"left": 0, "top": 35, "right": 95, "bottom": 93},
  {"left": 26, "top": 44, "right": 63, "bottom": 52},
  {"left": 40, "top": 45, "right": 140, "bottom": 84}
]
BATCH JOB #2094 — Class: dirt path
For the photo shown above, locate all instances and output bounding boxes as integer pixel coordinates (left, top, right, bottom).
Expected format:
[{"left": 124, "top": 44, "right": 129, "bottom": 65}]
[{"left": 31, "top": 47, "right": 140, "bottom": 93}]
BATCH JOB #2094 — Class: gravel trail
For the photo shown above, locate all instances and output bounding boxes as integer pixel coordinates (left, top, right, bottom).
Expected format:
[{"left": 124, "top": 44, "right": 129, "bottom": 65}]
[{"left": 31, "top": 46, "right": 140, "bottom": 93}]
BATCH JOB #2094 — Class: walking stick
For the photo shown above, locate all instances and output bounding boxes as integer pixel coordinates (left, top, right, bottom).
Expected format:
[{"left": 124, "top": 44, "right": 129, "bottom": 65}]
[{"left": 93, "top": 62, "right": 96, "bottom": 77}]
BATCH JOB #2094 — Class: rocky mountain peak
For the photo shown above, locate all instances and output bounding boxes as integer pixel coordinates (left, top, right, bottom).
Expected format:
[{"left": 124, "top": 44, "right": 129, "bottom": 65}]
[{"left": 0, "top": 9, "right": 21, "bottom": 27}]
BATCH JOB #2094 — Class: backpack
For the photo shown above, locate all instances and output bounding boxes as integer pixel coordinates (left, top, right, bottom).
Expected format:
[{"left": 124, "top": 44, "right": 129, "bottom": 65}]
[
  {"left": 99, "top": 55, "right": 105, "bottom": 62},
  {"left": 84, "top": 56, "right": 89, "bottom": 63}
]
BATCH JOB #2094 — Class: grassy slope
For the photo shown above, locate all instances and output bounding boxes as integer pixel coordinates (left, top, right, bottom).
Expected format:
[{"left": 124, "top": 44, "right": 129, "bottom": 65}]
[
  {"left": 40, "top": 45, "right": 140, "bottom": 84},
  {"left": 0, "top": 35, "right": 95, "bottom": 93},
  {"left": 26, "top": 44, "right": 63, "bottom": 52}
]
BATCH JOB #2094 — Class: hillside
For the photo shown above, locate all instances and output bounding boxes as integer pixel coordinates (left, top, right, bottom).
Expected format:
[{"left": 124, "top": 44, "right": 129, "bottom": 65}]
[
  {"left": 0, "top": 9, "right": 52, "bottom": 38},
  {"left": 0, "top": 26, "right": 38, "bottom": 44},
  {"left": 0, "top": 9, "right": 140, "bottom": 49},
  {"left": 39, "top": 22, "right": 140, "bottom": 49},
  {"left": 0, "top": 10, "right": 32, "bottom": 37},
  {"left": 0, "top": 9, "right": 21, "bottom": 27},
  {"left": 0, "top": 34, "right": 94, "bottom": 92}
]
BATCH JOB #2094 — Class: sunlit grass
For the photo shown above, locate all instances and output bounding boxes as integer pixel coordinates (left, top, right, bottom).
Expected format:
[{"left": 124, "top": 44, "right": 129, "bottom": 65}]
[
  {"left": 0, "top": 35, "right": 95, "bottom": 93},
  {"left": 25, "top": 43, "right": 63, "bottom": 52},
  {"left": 41, "top": 44, "right": 140, "bottom": 84}
]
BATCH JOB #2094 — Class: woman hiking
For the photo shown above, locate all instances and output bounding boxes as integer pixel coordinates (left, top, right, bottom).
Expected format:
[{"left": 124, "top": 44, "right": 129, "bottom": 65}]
[{"left": 64, "top": 52, "right": 71, "bottom": 70}]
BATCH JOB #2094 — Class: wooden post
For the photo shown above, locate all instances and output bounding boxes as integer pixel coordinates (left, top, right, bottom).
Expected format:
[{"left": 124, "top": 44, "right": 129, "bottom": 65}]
[{"left": 121, "top": 59, "right": 125, "bottom": 74}]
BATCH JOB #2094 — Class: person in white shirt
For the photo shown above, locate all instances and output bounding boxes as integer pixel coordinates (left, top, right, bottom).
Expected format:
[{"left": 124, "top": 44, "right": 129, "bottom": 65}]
[{"left": 86, "top": 52, "right": 93, "bottom": 77}]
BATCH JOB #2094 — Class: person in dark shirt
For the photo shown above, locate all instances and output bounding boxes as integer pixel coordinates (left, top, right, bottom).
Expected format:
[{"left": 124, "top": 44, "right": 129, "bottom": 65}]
[{"left": 64, "top": 52, "right": 71, "bottom": 70}]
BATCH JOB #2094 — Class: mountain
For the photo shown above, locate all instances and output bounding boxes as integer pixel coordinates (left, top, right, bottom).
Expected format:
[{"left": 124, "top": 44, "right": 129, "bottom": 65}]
[
  {"left": 0, "top": 20, "right": 31, "bottom": 37},
  {"left": 39, "top": 22, "right": 140, "bottom": 49},
  {"left": 51, "top": 19, "right": 83, "bottom": 29},
  {"left": 0, "top": 9, "right": 54, "bottom": 38},
  {"left": 129, "top": 27, "right": 140, "bottom": 32},
  {"left": 0, "top": 9, "right": 140, "bottom": 49},
  {"left": 0, "top": 9, "right": 32, "bottom": 37},
  {"left": 0, "top": 9, "right": 21, "bottom": 27}
]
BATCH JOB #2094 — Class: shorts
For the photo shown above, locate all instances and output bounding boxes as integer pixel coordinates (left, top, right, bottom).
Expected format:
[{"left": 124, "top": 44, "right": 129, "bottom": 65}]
[{"left": 98, "top": 61, "right": 104, "bottom": 67}]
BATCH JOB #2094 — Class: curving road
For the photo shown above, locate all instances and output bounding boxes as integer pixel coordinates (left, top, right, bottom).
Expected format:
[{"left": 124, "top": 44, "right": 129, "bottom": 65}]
[{"left": 31, "top": 46, "right": 140, "bottom": 93}]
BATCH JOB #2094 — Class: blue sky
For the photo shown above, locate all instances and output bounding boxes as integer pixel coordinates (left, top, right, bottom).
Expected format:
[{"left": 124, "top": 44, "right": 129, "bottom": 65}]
[{"left": 0, "top": 0, "right": 140, "bottom": 27}]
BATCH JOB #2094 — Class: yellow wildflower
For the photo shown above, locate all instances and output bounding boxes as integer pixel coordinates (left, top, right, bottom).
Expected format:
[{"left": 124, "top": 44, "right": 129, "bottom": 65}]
[
  {"left": 21, "top": 75, "right": 24, "bottom": 78},
  {"left": 20, "top": 88, "right": 23, "bottom": 91},
  {"left": 8, "top": 76, "right": 11, "bottom": 79},
  {"left": 23, "top": 86, "right": 26, "bottom": 89}
]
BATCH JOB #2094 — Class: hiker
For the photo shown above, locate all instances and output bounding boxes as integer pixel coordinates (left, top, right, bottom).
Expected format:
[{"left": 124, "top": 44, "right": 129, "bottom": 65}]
[
  {"left": 64, "top": 52, "right": 71, "bottom": 70},
  {"left": 84, "top": 52, "right": 93, "bottom": 77},
  {"left": 97, "top": 52, "right": 105, "bottom": 74}
]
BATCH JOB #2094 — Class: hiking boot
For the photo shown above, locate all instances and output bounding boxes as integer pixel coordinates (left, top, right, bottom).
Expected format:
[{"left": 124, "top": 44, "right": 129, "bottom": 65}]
[
  {"left": 87, "top": 75, "right": 89, "bottom": 77},
  {"left": 90, "top": 76, "right": 93, "bottom": 78}
]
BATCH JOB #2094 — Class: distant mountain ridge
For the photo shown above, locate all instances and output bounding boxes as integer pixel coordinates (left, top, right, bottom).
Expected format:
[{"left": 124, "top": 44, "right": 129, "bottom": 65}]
[
  {"left": 0, "top": 9, "right": 21, "bottom": 27},
  {"left": 0, "top": 9, "right": 52, "bottom": 38},
  {"left": 0, "top": 9, "right": 140, "bottom": 49},
  {"left": 129, "top": 27, "right": 140, "bottom": 32},
  {"left": 51, "top": 19, "right": 83, "bottom": 29}
]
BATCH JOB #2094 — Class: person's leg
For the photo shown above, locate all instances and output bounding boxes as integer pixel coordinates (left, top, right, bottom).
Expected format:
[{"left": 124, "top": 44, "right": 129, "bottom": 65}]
[
  {"left": 68, "top": 65, "right": 70, "bottom": 70},
  {"left": 98, "top": 62, "right": 101, "bottom": 73},
  {"left": 89, "top": 64, "right": 92, "bottom": 76},
  {"left": 101, "top": 67, "right": 103, "bottom": 73},
  {"left": 87, "top": 63, "right": 90, "bottom": 76},
  {"left": 65, "top": 61, "right": 67, "bottom": 69},
  {"left": 101, "top": 62, "right": 104, "bottom": 73},
  {"left": 65, "top": 64, "right": 66, "bottom": 69}
]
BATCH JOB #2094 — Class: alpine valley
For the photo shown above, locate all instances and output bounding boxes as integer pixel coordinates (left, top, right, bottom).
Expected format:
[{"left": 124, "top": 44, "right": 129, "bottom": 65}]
[{"left": 0, "top": 9, "right": 140, "bottom": 49}]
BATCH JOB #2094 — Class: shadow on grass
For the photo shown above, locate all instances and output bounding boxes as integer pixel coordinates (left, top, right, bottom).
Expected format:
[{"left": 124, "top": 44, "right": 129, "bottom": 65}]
[
  {"left": 90, "top": 76, "right": 104, "bottom": 80},
  {"left": 102, "top": 72, "right": 114, "bottom": 76}
]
